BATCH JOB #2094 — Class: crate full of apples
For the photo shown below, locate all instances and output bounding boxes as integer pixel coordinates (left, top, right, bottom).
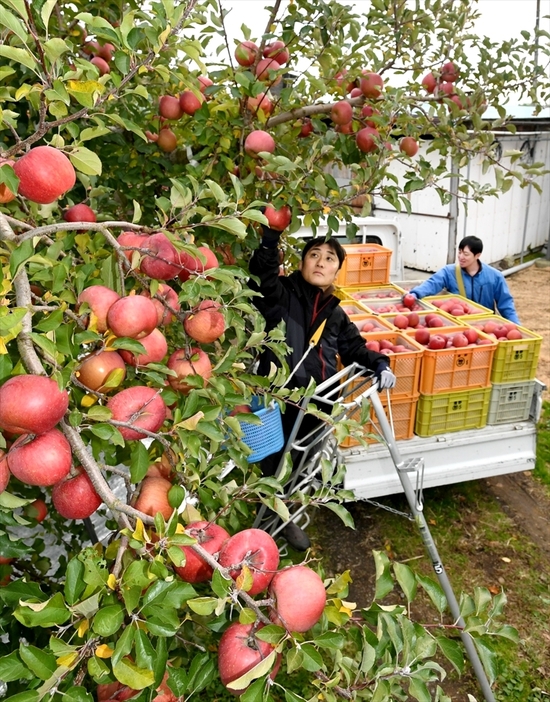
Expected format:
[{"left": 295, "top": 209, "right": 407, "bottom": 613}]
[
  {"left": 360, "top": 331, "right": 424, "bottom": 398},
  {"left": 467, "top": 316, "right": 543, "bottom": 383},
  {"left": 346, "top": 313, "right": 395, "bottom": 333},
  {"left": 381, "top": 309, "right": 467, "bottom": 331},
  {"left": 361, "top": 297, "right": 434, "bottom": 315},
  {"left": 405, "top": 326, "right": 497, "bottom": 394},
  {"left": 424, "top": 294, "right": 493, "bottom": 318},
  {"left": 338, "top": 283, "right": 406, "bottom": 301}
]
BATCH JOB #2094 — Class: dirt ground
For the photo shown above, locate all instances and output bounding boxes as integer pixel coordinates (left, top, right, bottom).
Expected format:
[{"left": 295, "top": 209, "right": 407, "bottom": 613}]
[{"left": 312, "top": 263, "right": 550, "bottom": 697}]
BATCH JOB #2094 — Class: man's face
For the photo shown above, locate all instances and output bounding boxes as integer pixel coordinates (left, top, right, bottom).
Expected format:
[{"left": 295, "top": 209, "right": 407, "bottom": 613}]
[
  {"left": 458, "top": 246, "right": 481, "bottom": 268},
  {"left": 300, "top": 243, "right": 340, "bottom": 291}
]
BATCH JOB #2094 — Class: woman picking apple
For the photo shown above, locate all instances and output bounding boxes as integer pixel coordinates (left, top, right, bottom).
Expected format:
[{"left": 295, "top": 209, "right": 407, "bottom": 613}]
[{"left": 248, "top": 210, "right": 396, "bottom": 550}]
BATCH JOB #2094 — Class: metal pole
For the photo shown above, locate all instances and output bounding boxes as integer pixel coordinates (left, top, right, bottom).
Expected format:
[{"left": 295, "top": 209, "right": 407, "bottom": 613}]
[{"left": 370, "top": 390, "right": 496, "bottom": 702}]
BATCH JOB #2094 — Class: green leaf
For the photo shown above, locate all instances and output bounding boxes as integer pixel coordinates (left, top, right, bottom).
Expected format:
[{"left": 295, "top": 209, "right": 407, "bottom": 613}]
[
  {"left": 211, "top": 568, "right": 232, "bottom": 598},
  {"left": 28, "top": 333, "right": 60, "bottom": 363},
  {"left": 240, "top": 677, "right": 266, "bottom": 702},
  {"left": 130, "top": 441, "right": 150, "bottom": 483},
  {"left": 0, "top": 7, "right": 28, "bottom": 44},
  {"left": 2, "top": 692, "right": 40, "bottom": 702},
  {"left": 209, "top": 218, "right": 248, "bottom": 239},
  {"left": 185, "top": 653, "right": 216, "bottom": 694},
  {"left": 473, "top": 638, "right": 498, "bottom": 684},
  {"left": 474, "top": 586, "right": 492, "bottom": 615},
  {"left": 373, "top": 550, "right": 394, "bottom": 601},
  {"left": 322, "top": 502, "right": 354, "bottom": 528},
  {"left": 14, "top": 592, "right": 70, "bottom": 628},
  {"left": 393, "top": 562, "right": 417, "bottom": 603},
  {"left": 0, "top": 652, "right": 34, "bottom": 682},
  {"left": 9, "top": 239, "right": 34, "bottom": 278},
  {"left": 313, "top": 631, "right": 345, "bottom": 650},
  {"left": 92, "top": 604, "right": 125, "bottom": 636},
  {"left": 416, "top": 574, "right": 447, "bottom": 615},
  {"left": 0, "top": 163, "right": 19, "bottom": 191},
  {"left": 436, "top": 636, "right": 464, "bottom": 675},
  {"left": 64, "top": 558, "right": 86, "bottom": 606},
  {"left": 226, "top": 650, "right": 277, "bottom": 691},
  {"left": 187, "top": 597, "right": 218, "bottom": 616},
  {"left": 69, "top": 148, "right": 102, "bottom": 176},
  {"left": 0, "top": 45, "right": 38, "bottom": 72},
  {"left": 0, "top": 308, "right": 27, "bottom": 333},
  {"left": 41, "top": 0, "right": 58, "bottom": 32},
  {"left": 79, "top": 126, "right": 111, "bottom": 142},
  {"left": 19, "top": 645, "right": 56, "bottom": 681},
  {"left": 255, "top": 624, "right": 286, "bottom": 645},
  {"left": 408, "top": 677, "right": 431, "bottom": 702},
  {"left": 285, "top": 646, "right": 303, "bottom": 674},
  {"left": 112, "top": 657, "right": 155, "bottom": 690},
  {"left": 43, "top": 38, "right": 70, "bottom": 64},
  {"left": 205, "top": 179, "right": 226, "bottom": 202},
  {"left": 299, "top": 644, "right": 324, "bottom": 672},
  {"left": 61, "top": 688, "right": 94, "bottom": 702}
]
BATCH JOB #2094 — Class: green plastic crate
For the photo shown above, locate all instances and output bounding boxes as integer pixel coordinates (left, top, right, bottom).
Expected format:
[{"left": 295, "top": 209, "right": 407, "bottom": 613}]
[{"left": 415, "top": 387, "right": 491, "bottom": 437}]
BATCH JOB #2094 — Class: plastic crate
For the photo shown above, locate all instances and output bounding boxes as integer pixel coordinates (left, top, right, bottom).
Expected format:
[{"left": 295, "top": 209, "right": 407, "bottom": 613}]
[
  {"left": 405, "top": 326, "right": 497, "bottom": 394},
  {"left": 340, "top": 394, "right": 419, "bottom": 447},
  {"left": 380, "top": 309, "right": 467, "bottom": 331},
  {"left": 334, "top": 244, "right": 392, "bottom": 287},
  {"left": 487, "top": 380, "right": 536, "bottom": 425},
  {"left": 415, "top": 387, "right": 491, "bottom": 437},
  {"left": 361, "top": 298, "right": 435, "bottom": 315},
  {"left": 239, "top": 398, "right": 284, "bottom": 463},
  {"left": 338, "top": 300, "right": 372, "bottom": 316},
  {"left": 347, "top": 313, "right": 396, "bottom": 333},
  {"left": 467, "top": 316, "right": 543, "bottom": 383},
  {"left": 338, "top": 283, "right": 406, "bottom": 301},
  {"left": 359, "top": 331, "right": 424, "bottom": 399},
  {"left": 423, "top": 294, "right": 494, "bottom": 319}
]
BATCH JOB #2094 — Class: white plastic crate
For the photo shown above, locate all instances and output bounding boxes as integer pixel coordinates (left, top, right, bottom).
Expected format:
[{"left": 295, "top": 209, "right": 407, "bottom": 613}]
[{"left": 487, "top": 380, "right": 536, "bottom": 425}]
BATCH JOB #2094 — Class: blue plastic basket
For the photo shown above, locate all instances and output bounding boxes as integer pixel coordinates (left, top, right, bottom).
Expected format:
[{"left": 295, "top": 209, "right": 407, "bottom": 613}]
[{"left": 239, "top": 398, "right": 285, "bottom": 463}]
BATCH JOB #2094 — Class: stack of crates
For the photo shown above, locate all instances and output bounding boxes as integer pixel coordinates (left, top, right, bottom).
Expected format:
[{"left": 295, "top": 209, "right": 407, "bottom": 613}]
[
  {"left": 463, "top": 316, "right": 542, "bottom": 425},
  {"left": 407, "top": 326, "right": 497, "bottom": 437},
  {"left": 334, "top": 244, "right": 393, "bottom": 287}
]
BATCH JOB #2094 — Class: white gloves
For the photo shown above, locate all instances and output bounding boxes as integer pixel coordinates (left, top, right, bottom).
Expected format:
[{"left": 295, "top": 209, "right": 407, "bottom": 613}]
[{"left": 375, "top": 366, "right": 397, "bottom": 390}]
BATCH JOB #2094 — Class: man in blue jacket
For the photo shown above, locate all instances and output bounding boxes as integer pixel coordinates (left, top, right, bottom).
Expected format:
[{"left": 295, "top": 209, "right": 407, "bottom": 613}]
[{"left": 408, "top": 236, "right": 520, "bottom": 323}]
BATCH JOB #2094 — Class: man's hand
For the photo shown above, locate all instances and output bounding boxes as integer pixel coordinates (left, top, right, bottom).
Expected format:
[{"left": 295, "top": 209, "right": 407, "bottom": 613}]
[
  {"left": 374, "top": 363, "right": 396, "bottom": 390},
  {"left": 260, "top": 224, "right": 282, "bottom": 249}
]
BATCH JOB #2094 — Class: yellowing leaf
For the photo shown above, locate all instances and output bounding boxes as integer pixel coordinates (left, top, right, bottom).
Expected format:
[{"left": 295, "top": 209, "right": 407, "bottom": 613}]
[
  {"left": 77, "top": 619, "right": 89, "bottom": 637},
  {"left": 81, "top": 394, "right": 98, "bottom": 408},
  {"left": 67, "top": 80, "right": 103, "bottom": 94},
  {"left": 107, "top": 574, "right": 117, "bottom": 590},
  {"left": 338, "top": 600, "right": 356, "bottom": 616},
  {"left": 236, "top": 564, "right": 254, "bottom": 592},
  {"left": 178, "top": 411, "right": 204, "bottom": 431},
  {"left": 56, "top": 652, "right": 78, "bottom": 668},
  {"left": 95, "top": 645, "right": 113, "bottom": 658},
  {"left": 132, "top": 518, "right": 147, "bottom": 543}
]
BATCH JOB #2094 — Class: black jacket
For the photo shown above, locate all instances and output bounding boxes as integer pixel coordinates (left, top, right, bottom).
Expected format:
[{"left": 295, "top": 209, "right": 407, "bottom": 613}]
[{"left": 248, "top": 244, "right": 389, "bottom": 389}]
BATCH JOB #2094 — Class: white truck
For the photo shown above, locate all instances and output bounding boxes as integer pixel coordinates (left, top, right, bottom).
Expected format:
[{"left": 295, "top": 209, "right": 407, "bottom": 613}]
[{"left": 292, "top": 216, "right": 543, "bottom": 499}]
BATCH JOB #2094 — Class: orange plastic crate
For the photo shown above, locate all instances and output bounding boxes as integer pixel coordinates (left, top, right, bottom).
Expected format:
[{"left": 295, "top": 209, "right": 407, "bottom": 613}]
[
  {"left": 338, "top": 283, "right": 406, "bottom": 301},
  {"left": 340, "top": 394, "right": 419, "bottom": 447},
  {"left": 334, "top": 244, "right": 392, "bottom": 287},
  {"left": 360, "top": 331, "right": 424, "bottom": 399},
  {"left": 405, "top": 326, "right": 497, "bottom": 394}
]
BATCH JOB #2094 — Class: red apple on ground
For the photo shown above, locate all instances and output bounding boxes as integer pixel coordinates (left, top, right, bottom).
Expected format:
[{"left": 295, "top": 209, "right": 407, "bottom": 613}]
[
  {"left": 157, "top": 128, "right": 177, "bottom": 152},
  {"left": 63, "top": 203, "right": 97, "bottom": 223},
  {"left": 119, "top": 328, "right": 168, "bottom": 367},
  {"left": 179, "top": 90, "right": 204, "bottom": 116},
  {"left": 167, "top": 347, "right": 213, "bottom": 394},
  {"left": 24, "top": 498, "right": 48, "bottom": 523},
  {"left": 330, "top": 100, "right": 353, "bottom": 125},
  {"left": 218, "top": 528, "right": 280, "bottom": 596},
  {"left": 76, "top": 350, "right": 126, "bottom": 393},
  {"left": 159, "top": 95, "right": 183, "bottom": 120},
  {"left": 139, "top": 232, "right": 182, "bottom": 280},
  {"left": 107, "top": 295, "right": 159, "bottom": 339},
  {"left": 13, "top": 146, "right": 76, "bottom": 204},
  {"left": 263, "top": 41, "right": 289, "bottom": 66},
  {"left": 184, "top": 307, "right": 225, "bottom": 344},
  {"left": 107, "top": 386, "right": 166, "bottom": 440},
  {"left": 234, "top": 40, "right": 259, "bottom": 67},
  {"left": 400, "top": 137, "right": 419, "bottom": 157},
  {"left": 78, "top": 285, "right": 121, "bottom": 333},
  {"left": 269, "top": 565, "right": 326, "bottom": 632},
  {"left": 356, "top": 127, "right": 379, "bottom": 153},
  {"left": 264, "top": 205, "right": 291, "bottom": 231},
  {"left": 174, "top": 521, "right": 230, "bottom": 583},
  {"left": 8, "top": 429, "right": 72, "bottom": 486},
  {"left": 360, "top": 72, "right": 383, "bottom": 98},
  {"left": 218, "top": 623, "right": 279, "bottom": 695},
  {"left": 90, "top": 56, "right": 110, "bottom": 75},
  {"left": 52, "top": 467, "right": 102, "bottom": 519},
  {"left": 134, "top": 476, "right": 173, "bottom": 520},
  {"left": 0, "top": 375, "right": 69, "bottom": 435},
  {"left": 244, "top": 130, "right": 276, "bottom": 157}
]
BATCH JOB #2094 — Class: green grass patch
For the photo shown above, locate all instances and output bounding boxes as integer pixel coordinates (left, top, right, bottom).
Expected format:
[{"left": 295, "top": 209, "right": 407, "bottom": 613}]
[{"left": 534, "top": 400, "right": 550, "bottom": 487}]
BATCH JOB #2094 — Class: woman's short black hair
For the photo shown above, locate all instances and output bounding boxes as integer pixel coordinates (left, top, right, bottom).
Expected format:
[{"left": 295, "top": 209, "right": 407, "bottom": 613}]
[{"left": 301, "top": 237, "right": 347, "bottom": 270}]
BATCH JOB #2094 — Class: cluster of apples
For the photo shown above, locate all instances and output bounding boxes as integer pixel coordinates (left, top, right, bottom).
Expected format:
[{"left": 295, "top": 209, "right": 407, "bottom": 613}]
[
  {"left": 171, "top": 523, "right": 326, "bottom": 693},
  {"left": 411, "top": 327, "right": 493, "bottom": 350},
  {"left": 471, "top": 319, "right": 524, "bottom": 341},
  {"left": 83, "top": 38, "right": 115, "bottom": 76},
  {"left": 366, "top": 300, "right": 426, "bottom": 314},
  {"left": 362, "top": 337, "right": 414, "bottom": 355},
  {"left": 350, "top": 289, "right": 401, "bottom": 300},
  {"left": 421, "top": 61, "right": 465, "bottom": 109},
  {"left": 147, "top": 77, "right": 213, "bottom": 153},
  {"left": 352, "top": 318, "right": 390, "bottom": 333},
  {"left": 389, "top": 312, "right": 455, "bottom": 329},
  {"left": 430, "top": 297, "right": 484, "bottom": 316}
]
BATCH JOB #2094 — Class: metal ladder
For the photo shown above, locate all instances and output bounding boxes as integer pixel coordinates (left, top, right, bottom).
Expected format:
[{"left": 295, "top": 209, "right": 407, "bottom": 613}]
[{"left": 254, "top": 363, "right": 495, "bottom": 702}]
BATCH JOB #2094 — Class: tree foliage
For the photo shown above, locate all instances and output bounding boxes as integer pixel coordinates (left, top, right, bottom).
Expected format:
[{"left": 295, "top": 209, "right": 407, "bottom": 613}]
[{"left": 0, "top": 0, "right": 547, "bottom": 700}]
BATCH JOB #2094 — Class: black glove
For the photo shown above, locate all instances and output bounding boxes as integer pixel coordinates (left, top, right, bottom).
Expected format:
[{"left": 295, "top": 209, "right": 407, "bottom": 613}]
[
  {"left": 260, "top": 224, "right": 282, "bottom": 249},
  {"left": 374, "top": 361, "right": 396, "bottom": 390}
]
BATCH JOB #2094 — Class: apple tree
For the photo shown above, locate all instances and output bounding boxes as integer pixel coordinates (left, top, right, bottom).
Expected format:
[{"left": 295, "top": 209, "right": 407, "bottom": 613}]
[{"left": 0, "top": 0, "right": 547, "bottom": 700}]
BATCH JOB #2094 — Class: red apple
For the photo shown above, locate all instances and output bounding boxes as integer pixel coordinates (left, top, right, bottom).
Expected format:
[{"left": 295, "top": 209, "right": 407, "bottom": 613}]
[
  {"left": 0, "top": 375, "right": 69, "bottom": 435},
  {"left": 139, "top": 232, "right": 182, "bottom": 280},
  {"left": 77, "top": 350, "right": 126, "bottom": 393},
  {"left": 427, "top": 316, "right": 445, "bottom": 328},
  {"left": 52, "top": 467, "right": 102, "bottom": 519},
  {"left": 218, "top": 528, "right": 280, "bottom": 596},
  {"left": 360, "top": 72, "right": 383, "bottom": 98},
  {"left": 159, "top": 95, "right": 183, "bottom": 120},
  {"left": 506, "top": 328, "right": 523, "bottom": 340},
  {"left": 0, "top": 158, "right": 16, "bottom": 203},
  {"left": 356, "top": 127, "right": 379, "bottom": 153},
  {"left": 90, "top": 56, "right": 110, "bottom": 75},
  {"left": 198, "top": 75, "right": 213, "bottom": 93},
  {"left": 402, "top": 293, "right": 416, "bottom": 309},
  {"left": 255, "top": 57, "right": 281, "bottom": 84},
  {"left": 117, "top": 231, "right": 148, "bottom": 263},
  {"left": 78, "top": 285, "right": 121, "bottom": 333},
  {"left": 360, "top": 104, "right": 380, "bottom": 127},
  {"left": 246, "top": 92, "right": 273, "bottom": 115},
  {"left": 463, "top": 328, "right": 479, "bottom": 344},
  {"left": 441, "top": 61, "right": 458, "bottom": 82},
  {"left": 298, "top": 119, "right": 313, "bottom": 138},
  {"left": 174, "top": 521, "right": 230, "bottom": 583},
  {"left": 24, "top": 498, "right": 48, "bottom": 523},
  {"left": 421, "top": 72, "right": 437, "bottom": 93},
  {"left": 244, "top": 130, "right": 276, "bottom": 157},
  {"left": 407, "top": 312, "right": 420, "bottom": 327},
  {"left": 106, "top": 295, "right": 158, "bottom": 339},
  {"left": 8, "top": 429, "right": 72, "bottom": 486},
  {"left": 179, "top": 90, "right": 204, "bottom": 116},
  {"left": 63, "top": 203, "right": 96, "bottom": 223},
  {"left": 264, "top": 205, "right": 291, "bottom": 231},
  {"left": 269, "top": 565, "right": 326, "bottom": 632},
  {"left": 157, "top": 128, "right": 177, "bottom": 153},
  {"left": 184, "top": 307, "right": 225, "bottom": 344},
  {"left": 393, "top": 314, "right": 409, "bottom": 330},
  {"left": 107, "top": 386, "right": 166, "bottom": 440},
  {"left": 414, "top": 328, "right": 430, "bottom": 345},
  {"left": 452, "top": 333, "right": 469, "bottom": 348},
  {"left": 428, "top": 335, "right": 447, "bottom": 350},
  {"left": 134, "top": 476, "right": 173, "bottom": 520},
  {"left": 400, "top": 137, "right": 419, "bottom": 157},
  {"left": 365, "top": 340, "right": 381, "bottom": 352},
  {"left": 141, "top": 284, "right": 180, "bottom": 325},
  {"left": 119, "top": 328, "right": 168, "bottom": 366},
  {"left": 97, "top": 42, "right": 115, "bottom": 62},
  {"left": 0, "top": 451, "right": 10, "bottom": 493},
  {"left": 13, "top": 146, "right": 76, "bottom": 204},
  {"left": 218, "top": 623, "right": 279, "bottom": 695},
  {"left": 379, "top": 339, "right": 393, "bottom": 350},
  {"left": 167, "top": 347, "right": 213, "bottom": 394},
  {"left": 234, "top": 40, "right": 259, "bottom": 67},
  {"left": 263, "top": 41, "right": 289, "bottom": 66},
  {"left": 330, "top": 100, "right": 353, "bottom": 125}
]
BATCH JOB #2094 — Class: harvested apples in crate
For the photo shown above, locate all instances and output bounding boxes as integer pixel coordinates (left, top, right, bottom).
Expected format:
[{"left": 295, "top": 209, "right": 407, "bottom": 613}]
[
  {"left": 381, "top": 310, "right": 466, "bottom": 330},
  {"left": 361, "top": 298, "right": 433, "bottom": 314},
  {"left": 424, "top": 294, "right": 493, "bottom": 317}
]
